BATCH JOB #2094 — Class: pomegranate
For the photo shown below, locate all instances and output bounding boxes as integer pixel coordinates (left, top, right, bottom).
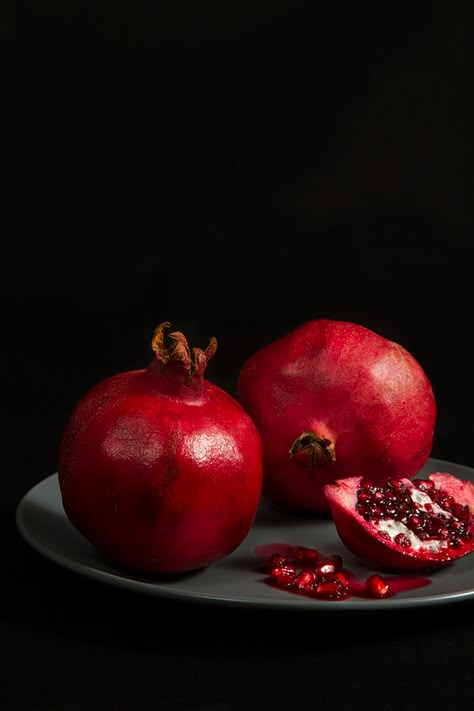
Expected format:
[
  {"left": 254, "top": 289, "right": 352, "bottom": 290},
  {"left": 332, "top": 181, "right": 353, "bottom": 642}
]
[
  {"left": 58, "top": 322, "right": 263, "bottom": 574},
  {"left": 238, "top": 319, "right": 436, "bottom": 513},
  {"left": 324, "top": 473, "right": 474, "bottom": 570}
]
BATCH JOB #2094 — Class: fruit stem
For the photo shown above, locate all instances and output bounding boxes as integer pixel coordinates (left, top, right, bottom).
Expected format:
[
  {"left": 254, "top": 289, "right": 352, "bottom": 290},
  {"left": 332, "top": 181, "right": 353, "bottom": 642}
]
[
  {"left": 289, "top": 431, "right": 336, "bottom": 467},
  {"left": 149, "top": 322, "right": 217, "bottom": 384}
]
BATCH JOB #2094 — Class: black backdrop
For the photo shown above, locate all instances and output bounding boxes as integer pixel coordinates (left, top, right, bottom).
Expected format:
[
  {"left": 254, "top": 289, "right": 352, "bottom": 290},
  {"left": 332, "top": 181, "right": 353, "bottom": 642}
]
[{"left": 4, "top": 2, "right": 474, "bottom": 709}]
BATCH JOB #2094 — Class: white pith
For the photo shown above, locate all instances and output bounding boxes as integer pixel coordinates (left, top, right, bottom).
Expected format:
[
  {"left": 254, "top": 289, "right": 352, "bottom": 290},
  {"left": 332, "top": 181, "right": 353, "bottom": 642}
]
[
  {"left": 375, "top": 519, "right": 448, "bottom": 553},
  {"left": 372, "top": 481, "right": 452, "bottom": 554},
  {"left": 408, "top": 486, "right": 446, "bottom": 516}
]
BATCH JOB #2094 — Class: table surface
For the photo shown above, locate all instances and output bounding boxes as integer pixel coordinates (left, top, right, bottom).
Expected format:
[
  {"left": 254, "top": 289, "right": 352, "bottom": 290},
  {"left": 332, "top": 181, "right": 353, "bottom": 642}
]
[{"left": 4, "top": 2, "right": 473, "bottom": 708}]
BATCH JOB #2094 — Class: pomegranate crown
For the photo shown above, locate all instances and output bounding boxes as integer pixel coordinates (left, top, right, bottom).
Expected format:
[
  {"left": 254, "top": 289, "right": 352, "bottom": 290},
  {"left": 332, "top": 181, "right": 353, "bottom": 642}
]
[{"left": 150, "top": 321, "right": 217, "bottom": 383}]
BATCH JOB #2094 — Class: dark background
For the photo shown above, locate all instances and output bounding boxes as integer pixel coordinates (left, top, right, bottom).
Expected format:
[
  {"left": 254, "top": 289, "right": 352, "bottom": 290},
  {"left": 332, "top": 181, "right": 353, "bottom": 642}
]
[{"left": 4, "top": 1, "right": 474, "bottom": 709}]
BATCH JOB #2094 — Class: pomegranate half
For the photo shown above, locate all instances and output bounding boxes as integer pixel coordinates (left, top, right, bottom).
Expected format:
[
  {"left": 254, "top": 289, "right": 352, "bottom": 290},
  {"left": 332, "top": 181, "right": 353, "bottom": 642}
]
[
  {"left": 59, "top": 323, "right": 263, "bottom": 574},
  {"left": 324, "top": 473, "right": 474, "bottom": 570},
  {"left": 238, "top": 319, "right": 436, "bottom": 513}
]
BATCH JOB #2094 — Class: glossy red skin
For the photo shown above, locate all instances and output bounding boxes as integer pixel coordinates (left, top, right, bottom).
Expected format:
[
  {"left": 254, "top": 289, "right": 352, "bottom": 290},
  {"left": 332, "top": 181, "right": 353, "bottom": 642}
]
[
  {"left": 238, "top": 320, "right": 436, "bottom": 513},
  {"left": 59, "top": 366, "right": 263, "bottom": 574},
  {"left": 324, "top": 473, "right": 474, "bottom": 570}
]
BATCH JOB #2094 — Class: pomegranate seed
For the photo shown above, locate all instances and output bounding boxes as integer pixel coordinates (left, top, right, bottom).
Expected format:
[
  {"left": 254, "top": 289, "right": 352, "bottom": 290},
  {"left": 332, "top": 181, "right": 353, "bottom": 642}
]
[
  {"left": 315, "top": 560, "right": 336, "bottom": 577},
  {"left": 262, "top": 554, "right": 288, "bottom": 572},
  {"left": 333, "top": 571, "right": 349, "bottom": 590},
  {"left": 271, "top": 565, "right": 298, "bottom": 578},
  {"left": 407, "top": 515, "right": 421, "bottom": 530},
  {"left": 394, "top": 533, "right": 411, "bottom": 548},
  {"left": 365, "top": 574, "right": 390, "bottom": 598},
  {"left": 442, "top": 496, "right": 454, "bottom": 511},
  {"left": 274, "top": 573, "right": 297, "bottom": 587},
  {"left": 315, "top": 578, "right": 345, "bottom": 599},
  {"left": 414, "top": 479, "right": 435, "bottom": 493},
  {"left": 396, "top": 504, "right": 411, "bottom": 519},
  {"left": 296, "top": 570, "right": 317, "bottom": 591},
  {"left": 295, "top": 546, "right": 321, "bottom": 565},
  {"left": 360, "top": 478, "right": 373, "bottom": 491},
  {"left": 452, "top": 503, "right": 465, "bottom": 519},
  {"left": 389, "top": 477, "right": 403, "bottom": 487}
]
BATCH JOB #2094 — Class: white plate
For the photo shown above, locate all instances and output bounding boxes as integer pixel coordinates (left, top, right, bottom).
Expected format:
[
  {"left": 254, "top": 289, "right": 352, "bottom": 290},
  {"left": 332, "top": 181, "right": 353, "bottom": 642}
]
[{"left": 15, "top": 457, "right": 474, "bottom": 610}]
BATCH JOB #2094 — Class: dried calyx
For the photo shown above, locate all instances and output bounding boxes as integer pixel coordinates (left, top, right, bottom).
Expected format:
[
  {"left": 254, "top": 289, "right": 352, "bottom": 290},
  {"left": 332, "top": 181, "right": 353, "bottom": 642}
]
[{"left": 149, "top": 322, "right": 217, "bottom": 384}]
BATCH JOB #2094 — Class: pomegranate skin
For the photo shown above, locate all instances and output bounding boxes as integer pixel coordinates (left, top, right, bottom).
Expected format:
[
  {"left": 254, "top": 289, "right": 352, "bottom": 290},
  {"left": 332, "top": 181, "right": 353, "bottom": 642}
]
[
  {"left": 58, "top": 324, "right": 263, "bottom": 574},
  {"left": 238, "top": 319, "right": 436, "bottom": 513},
  {"left": 324, "top": 474, "right": 474, "bottom": 570}
]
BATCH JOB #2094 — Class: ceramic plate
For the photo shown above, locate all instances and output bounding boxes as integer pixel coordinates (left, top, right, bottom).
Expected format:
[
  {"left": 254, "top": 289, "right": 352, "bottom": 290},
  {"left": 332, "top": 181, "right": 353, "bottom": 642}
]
[{"left": 15, "top": 457, "right": 474, "bottom": 610}]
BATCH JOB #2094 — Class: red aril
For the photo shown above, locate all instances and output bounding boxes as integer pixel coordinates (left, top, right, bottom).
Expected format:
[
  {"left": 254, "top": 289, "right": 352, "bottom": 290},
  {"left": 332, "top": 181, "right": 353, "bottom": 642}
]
[
  {"left": 365, "top": 574, "right": 390, "bottom": 598},
  {"left": 324, "top": 473, "right": 474, "bottom": 570},
  {"left": 255, "top": 543, "right": 431, "bottom": 600},
  {"left": 59, "top": 323, "right": 263, "bottom": 574},
  {"left": 238, "top": 319, "right": 436, "bottom": 513}
]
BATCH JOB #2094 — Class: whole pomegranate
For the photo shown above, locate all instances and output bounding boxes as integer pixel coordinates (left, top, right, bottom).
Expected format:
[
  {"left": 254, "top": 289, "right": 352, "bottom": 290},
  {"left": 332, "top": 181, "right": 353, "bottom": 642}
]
[
  {"left": 238, "top": 319, "right": 436, "bottom": 513},
  {"left": 59, "top": 323, "right": 263, "bottom": 574},
  {"left": 324, "top": 473, "right": 474, "bottom": 570}
]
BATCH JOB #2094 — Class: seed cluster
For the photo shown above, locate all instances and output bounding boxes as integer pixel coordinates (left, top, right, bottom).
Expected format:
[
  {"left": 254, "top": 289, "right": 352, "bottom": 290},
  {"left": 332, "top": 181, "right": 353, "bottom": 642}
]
[
  {"left": 356, "top": 478, "right": 473, "bottom": 548},
  {"left": 262, "top": 546, "right": 389, "bottom": 600}
]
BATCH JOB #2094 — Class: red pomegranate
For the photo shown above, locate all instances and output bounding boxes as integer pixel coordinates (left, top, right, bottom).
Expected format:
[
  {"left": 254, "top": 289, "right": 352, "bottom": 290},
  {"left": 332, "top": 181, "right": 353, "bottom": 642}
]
[
  {"left": 324, "top": 473, "right": 474, "bottom": 570},
  {"left": 238, "top": 319, "right": 436, "bottom": 513},
  {"left": 58, "top": 323, "right": 263, "bottom": 574}
]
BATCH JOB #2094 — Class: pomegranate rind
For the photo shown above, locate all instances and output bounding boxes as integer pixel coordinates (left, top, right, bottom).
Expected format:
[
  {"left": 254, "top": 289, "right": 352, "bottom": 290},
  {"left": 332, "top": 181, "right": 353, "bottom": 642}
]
[{"left": 324, "top": 473, "right": 474, "bottom": 571}]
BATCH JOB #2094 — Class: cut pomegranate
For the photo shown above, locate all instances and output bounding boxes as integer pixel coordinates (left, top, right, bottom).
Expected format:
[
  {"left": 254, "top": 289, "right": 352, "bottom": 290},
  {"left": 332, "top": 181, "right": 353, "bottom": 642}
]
[{"left": 324, "top": 472, "right": 474, "bottom": 570}]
